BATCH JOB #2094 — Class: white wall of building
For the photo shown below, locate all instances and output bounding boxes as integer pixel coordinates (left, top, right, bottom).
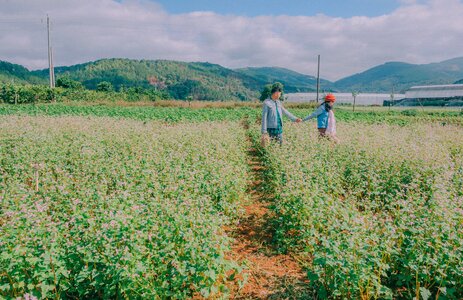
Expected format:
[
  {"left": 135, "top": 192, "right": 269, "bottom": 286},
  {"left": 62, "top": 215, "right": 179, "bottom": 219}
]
[
  {"left": 286, "top": 93, "right": 405, "bottom": 105},
  {"left": 405, "top": 84, "right": 463, "bottom": 99}
]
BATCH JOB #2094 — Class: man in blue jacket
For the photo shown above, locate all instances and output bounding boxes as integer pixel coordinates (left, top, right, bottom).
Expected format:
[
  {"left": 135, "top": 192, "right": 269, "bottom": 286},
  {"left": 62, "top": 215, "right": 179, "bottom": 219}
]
[{"left": 261, "top": 86, "right": 301, "bottom": 146}]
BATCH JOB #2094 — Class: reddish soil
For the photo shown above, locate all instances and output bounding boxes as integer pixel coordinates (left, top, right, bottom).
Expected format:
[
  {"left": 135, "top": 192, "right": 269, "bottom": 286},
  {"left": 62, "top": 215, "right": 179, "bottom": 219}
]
[{"left": 225, "top": 148, "right": 312, "bottom": 299}]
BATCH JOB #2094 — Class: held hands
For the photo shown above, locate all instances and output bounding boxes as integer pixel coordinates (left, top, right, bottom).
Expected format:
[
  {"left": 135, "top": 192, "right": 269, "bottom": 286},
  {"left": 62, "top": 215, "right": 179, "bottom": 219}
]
[{"left": 295, "top": 118, "right": 302, "bottom": 123}]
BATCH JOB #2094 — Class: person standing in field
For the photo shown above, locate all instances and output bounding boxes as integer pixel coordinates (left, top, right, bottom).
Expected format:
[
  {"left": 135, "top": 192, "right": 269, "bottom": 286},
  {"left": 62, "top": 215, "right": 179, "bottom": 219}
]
[
  {"left": 261, "top": 85, "right": 301, "bottom": 146},
  {"left": 302, "top": 93, "right": 338, "bottom": 142}
]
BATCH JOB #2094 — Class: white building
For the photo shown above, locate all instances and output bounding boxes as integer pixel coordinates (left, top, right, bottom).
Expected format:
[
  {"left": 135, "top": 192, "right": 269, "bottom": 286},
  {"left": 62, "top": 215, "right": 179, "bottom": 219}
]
[
  {"left": 286, "top": 92, "right": 405, "bottom": 106},
  {"left": 405, "top": 84, "right": 463, "bottom": 99}
]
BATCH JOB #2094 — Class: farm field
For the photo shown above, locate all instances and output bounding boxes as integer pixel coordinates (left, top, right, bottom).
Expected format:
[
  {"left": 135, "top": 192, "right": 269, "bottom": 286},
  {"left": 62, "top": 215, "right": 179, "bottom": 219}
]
[
  {"left": 1, "top": 116, "right": 248, "bottom": 299},
  {"left": 1, "top": 103, "right": 463, "bottom": 299},
  {"left": 262, "top": 122, "right": 463, "bottom": 299},
  {"left": 0, "top": 102, "right": 462, "bottom": 125}
]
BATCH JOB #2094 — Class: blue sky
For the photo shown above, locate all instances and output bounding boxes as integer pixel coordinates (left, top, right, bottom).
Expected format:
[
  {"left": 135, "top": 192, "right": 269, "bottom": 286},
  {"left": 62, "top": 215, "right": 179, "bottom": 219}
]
[
  {"left": 1, "top": 0, "right": 462, "bottom": 80},
  {"left": 153, "top": 0, "right": 403, "bottom": 17}
]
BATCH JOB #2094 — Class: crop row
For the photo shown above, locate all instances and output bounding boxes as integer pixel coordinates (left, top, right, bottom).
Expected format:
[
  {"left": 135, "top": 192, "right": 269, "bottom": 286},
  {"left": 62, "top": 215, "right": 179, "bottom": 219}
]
[
  {"left": 0, "top": 104, "right": 258, "bottom": 123},
  {"left": 260, "top": 123, "right": 463, "bottom": 299},
  {"left": 0, "top": 116, "right": 248, "bottom": 299},
  {"left": 0, "top": 103, "right": 462, "bottom": 126}
]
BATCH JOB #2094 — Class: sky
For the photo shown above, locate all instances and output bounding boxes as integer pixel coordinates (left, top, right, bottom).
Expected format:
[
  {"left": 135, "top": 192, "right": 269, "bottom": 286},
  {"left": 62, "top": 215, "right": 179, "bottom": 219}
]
[
  {"left": 1, "top": 0, "right": 462, "bottom": 81},
  {"left": 151, "top": 0, "right": 402, "bottom": 18}
]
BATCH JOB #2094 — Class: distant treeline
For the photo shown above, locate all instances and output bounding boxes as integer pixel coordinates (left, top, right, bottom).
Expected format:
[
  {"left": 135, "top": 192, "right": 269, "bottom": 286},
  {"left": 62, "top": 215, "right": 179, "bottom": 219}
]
[
  {"left": 0, "top": 82, "right": 170, "bottom": 104},
  {"left": 0, "top": 79, "right": 284, "bottom": 104}
]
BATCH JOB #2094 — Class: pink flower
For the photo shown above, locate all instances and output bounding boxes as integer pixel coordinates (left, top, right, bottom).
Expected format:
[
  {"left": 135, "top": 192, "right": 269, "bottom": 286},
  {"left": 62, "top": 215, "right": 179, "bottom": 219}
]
[
  {"left": 34, "top": 201, "right": 48, "bottom": 213},
  {"left": 23, "top": 294, "right": 38, "bottom": 300}
]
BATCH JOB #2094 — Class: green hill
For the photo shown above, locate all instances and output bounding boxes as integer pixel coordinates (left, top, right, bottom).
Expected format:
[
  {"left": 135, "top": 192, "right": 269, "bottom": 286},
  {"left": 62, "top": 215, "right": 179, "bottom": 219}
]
[
  {"left": 335, "top": 57, "right": 463, "bottom": 92},
  {"left": 235, "top": 67, "right": 334, "bottom": 92},
  {"left": 31, "top": 58, "right": 265, "bottom": 101},
  {"left": 4, "top": 56, "right": 463, "bottom": 98},
  {"left": 28, "top": 59, "right": 332, "bottom": 100},
  {"left": 0, "top": 61, "right": 45, "bottom": 85}
]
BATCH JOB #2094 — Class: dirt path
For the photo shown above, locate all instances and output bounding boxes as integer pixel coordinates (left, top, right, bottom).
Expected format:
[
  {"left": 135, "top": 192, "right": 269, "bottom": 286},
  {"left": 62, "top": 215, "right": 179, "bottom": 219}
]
[{"left": 227, "top": 134, "right": 312, "bottom": 299}]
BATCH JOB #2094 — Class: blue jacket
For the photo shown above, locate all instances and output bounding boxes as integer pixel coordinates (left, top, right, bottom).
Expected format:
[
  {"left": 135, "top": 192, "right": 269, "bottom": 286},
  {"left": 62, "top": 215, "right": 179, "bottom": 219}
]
[
  {"left": 303, "top": 103, "right": 329, "bottom": 128},
  {"left": 261, "top": 99, "right": 297, "bottom": 134}
]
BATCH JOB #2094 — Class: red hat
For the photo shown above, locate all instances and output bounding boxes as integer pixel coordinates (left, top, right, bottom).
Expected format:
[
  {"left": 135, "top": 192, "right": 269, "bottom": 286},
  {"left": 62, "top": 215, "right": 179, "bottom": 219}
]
[{"left": 325, "top": 93, "right": 336, "bottom": 102}]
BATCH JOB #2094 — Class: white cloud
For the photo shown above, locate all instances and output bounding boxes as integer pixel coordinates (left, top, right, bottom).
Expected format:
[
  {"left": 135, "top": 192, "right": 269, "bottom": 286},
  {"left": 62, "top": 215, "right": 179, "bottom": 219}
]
[{"left": 0, "top": 0, "right": 462, "bottom": 81}]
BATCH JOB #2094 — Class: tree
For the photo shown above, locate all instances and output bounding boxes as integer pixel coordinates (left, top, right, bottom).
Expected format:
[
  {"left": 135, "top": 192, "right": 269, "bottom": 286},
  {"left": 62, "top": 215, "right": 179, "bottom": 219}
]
[
  {"left": 235, "top": 92, "right": 248, "bottom": 101},
  {"left": 168, "top": 79, "right": 203, "bottom": 100},
  {"left": 97, "top": 81, "right": 114, "bottom": 92},
  {"left": 259, "top": 82, "right": 284, "bottom": 101},
  {"left": 56, "top": 77, "right": 83, "bottom": 89},
  {"left": 147, "top": 76, "right": 166, "bottom": 90}
]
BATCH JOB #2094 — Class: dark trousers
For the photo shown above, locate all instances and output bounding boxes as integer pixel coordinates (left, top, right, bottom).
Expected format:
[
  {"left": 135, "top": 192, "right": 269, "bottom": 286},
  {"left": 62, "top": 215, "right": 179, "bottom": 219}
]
[
  {"left": 318, "top": 128, "right": 327, "bottom": 137},
  {"left": 268, "top": 132, "right": 283, "bottom": 145}
]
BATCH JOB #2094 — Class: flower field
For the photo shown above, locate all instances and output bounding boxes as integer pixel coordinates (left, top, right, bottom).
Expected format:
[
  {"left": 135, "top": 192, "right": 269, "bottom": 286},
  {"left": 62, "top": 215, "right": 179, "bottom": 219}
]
[
  {"left": 1, "top": 104, "right": 463, "bottom": 299},
  {"left": 0, "top": 103, "right": 462, "bottom": 126},
  {"left": 0, "top": 104, "right": 258, "bottom": 123},
  {"left": 0, "top": 116, "right": 248, "bottom": 299},
  {"left": 261, "top": 123, "right": 463, "bottom": 299}
]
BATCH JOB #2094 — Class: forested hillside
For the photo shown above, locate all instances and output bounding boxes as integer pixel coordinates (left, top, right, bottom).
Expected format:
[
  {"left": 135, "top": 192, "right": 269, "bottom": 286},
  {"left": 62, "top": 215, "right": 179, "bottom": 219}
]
[
  {"left": 31, "top": 59, "right": 260, "bottom": 101},
  {"left": 3, "top": 56, "right": 463, "bottom": 99},
  {"left": 0, "top": 61, "right": 46, "bottom": 85}
]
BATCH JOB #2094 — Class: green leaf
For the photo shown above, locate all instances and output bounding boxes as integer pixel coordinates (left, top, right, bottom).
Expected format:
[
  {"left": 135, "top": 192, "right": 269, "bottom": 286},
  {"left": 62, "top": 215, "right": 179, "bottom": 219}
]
[{"left": 0, "top": 284, "right": 11, "bottom": 291}]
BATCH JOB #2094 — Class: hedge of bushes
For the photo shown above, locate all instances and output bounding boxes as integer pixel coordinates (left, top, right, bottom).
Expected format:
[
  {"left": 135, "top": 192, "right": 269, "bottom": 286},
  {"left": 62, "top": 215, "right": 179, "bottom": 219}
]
[{"left": 0, "top": 83, "right": 170, "bottom": 104}]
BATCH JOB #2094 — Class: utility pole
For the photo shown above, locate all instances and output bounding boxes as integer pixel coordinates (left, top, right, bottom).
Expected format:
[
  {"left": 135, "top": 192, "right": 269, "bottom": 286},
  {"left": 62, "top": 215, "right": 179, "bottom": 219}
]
[
  {"left": 389, "top": 85, "right": 395, "bottom": 110},
  {"left": 47, "top": 15, "right": 55, "bottom": 88},
  {"left": 316, "top": 54, "right": 320, "bottom": 103},
  {"left": 352, "top": 91, "right": 359, "bottom": 112},
  {"left": 51, "top": 46, "right": 55, "bottom": 87}
]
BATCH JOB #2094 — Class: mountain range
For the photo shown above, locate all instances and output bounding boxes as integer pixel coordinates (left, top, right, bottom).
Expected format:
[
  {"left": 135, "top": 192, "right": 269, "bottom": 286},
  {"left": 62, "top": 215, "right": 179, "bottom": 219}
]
[
  {"left": 1, "top": 57, "right": 463, "bottom": 100},
  {"left": 335, "top": 57, "right": 463, "bottom": 92}
]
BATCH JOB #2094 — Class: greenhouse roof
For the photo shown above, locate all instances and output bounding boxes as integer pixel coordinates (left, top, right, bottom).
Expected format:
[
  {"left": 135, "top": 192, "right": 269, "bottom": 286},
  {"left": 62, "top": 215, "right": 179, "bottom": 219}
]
[
  {"left": 408, "top": 84, "right": 463, "bottom": 90},
  {"left": 405, "top": 84, "right": 463, "bottom": 99}
]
